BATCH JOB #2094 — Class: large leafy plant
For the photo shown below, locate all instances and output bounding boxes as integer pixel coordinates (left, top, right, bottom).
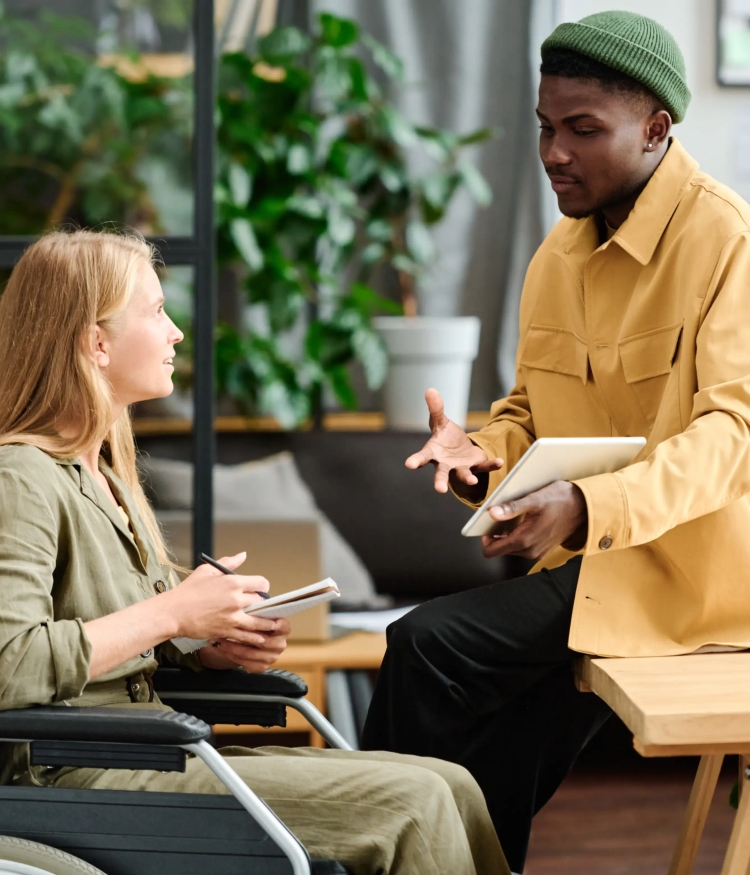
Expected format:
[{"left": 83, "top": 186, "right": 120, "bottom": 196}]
[
  {"left": 215, "top": 12, "right": 495, "bottom": 427},
  {"left": 0, "top": 7, "right": 494, "bottom": 429},
  {"left": 0, "top": 6, "right": 192, "bottom": 235}
]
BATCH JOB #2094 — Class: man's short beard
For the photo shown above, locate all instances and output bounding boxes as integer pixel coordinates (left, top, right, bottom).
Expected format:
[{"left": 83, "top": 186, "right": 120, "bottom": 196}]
[{"left": 561, "top": 175, "right": 647, "bottom": 220}]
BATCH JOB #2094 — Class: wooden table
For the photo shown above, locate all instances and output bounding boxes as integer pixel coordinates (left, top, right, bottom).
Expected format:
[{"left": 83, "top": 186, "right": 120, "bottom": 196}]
[
  {"left": 213, "top": 631, "right": 388, "bottom": 747},
  {"left": 579, "top": 653, "right": 750, "bottom": 875}
]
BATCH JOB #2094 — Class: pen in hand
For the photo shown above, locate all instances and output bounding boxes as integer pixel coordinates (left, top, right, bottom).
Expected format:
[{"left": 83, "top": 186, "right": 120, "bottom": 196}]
[{"left": 199, "top": 552, "right": 271, "bottom": 599}]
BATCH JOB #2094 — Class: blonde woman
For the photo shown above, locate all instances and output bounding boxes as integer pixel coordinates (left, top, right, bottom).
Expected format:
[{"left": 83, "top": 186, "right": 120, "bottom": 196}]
[{"left": 0, "top": 231, "right": 509, "bottom": 875}]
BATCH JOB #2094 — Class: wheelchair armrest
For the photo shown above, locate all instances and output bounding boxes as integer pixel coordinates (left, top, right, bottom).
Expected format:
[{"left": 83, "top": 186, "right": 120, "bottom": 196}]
[
  {"left": 154, "top": 665, "right": 308, "bottom": 698},
  {"left": 0, "top": 706, "right": 210, "bottom": 745},
  {"left": 154, "top": 666, "right": 309, "bottom": 730}
]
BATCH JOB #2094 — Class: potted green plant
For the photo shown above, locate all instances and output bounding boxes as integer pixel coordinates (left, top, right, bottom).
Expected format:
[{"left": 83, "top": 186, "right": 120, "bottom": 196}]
[
  {"left": 215, "top": 11, "right": 496, "bottom": 429},
  {"left": 0, "top": 6, "right": 495, "bottom": 430}
]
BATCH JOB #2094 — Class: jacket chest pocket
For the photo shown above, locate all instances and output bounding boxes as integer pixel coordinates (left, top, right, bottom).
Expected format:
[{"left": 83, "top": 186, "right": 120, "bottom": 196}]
[
  {"left": 519, "top": 325, "right": 589, "bottom": 383},
  {"left": 618, "top": 322, "right": 682, "bottom": 427}
]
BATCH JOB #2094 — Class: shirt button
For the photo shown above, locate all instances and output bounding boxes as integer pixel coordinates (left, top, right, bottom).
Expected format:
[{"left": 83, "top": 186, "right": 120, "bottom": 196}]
[
  {"left": 140, "top": 649, "right": 153, "bottom": 659},
  {"left": 599, "top": 535, "right": 613, "bottom": 551},
  {"left": 154, "top": 580, "right": 167, "bottom": 593}
]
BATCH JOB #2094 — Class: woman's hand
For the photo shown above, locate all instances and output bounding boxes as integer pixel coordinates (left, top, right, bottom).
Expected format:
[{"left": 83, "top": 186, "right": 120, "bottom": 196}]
[
  {"left": 197, "top": 618, "right": 291, "bottom": 673},
  {"left": 84, "top": 552, "right": 287, "bottom": 681},
  {"left": 160, "top": 552, "right": 276, "bottom": 645}
]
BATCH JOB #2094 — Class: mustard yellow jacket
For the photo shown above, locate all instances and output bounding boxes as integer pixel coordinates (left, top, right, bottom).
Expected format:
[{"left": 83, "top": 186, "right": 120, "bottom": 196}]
[{"left": 467, "top": 139, "right": 750, "bottom": 657}]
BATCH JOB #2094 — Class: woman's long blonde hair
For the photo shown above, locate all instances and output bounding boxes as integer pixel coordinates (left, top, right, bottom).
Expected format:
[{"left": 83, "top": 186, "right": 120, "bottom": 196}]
[{"left": 0, "top": 229, "right": 171, "bottom": 565}]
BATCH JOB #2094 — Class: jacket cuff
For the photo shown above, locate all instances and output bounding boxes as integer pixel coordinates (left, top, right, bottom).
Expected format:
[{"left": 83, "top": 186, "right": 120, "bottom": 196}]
[
  {"left": 447, "top": 434, "right": 501, "bottom": 509},
  {"left": 572, "top": 472, "right": 629, "bottom": 555},
  {"left": 48, "top": 619, "right": 92, "bottom": 701}
]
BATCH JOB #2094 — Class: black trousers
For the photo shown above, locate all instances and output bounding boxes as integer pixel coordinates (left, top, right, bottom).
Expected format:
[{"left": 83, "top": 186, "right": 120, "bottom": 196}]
[{"left": 361, "top": 557, "right": 612, "bottom": 873}]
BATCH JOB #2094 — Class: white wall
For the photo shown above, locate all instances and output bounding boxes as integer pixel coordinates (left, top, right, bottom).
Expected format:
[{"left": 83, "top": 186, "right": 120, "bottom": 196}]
[{"left": 549, "top": 0, "right": 750, "bottom": 204}]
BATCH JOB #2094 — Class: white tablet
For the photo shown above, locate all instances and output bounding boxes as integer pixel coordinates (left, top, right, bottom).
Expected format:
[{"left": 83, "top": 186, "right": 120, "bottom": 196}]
[{"left": 461, "top": 437, "right": 646, "bottom": 537}]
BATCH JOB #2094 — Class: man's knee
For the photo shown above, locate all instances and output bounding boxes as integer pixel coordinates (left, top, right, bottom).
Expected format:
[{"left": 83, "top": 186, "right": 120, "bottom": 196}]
[{"left": 386, "top": 601, "right": 449, "bottom": 658}]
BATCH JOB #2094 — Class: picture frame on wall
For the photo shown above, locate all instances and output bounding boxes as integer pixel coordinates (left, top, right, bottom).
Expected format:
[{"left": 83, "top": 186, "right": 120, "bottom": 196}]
[{"left": 718, "top": 0, "right": 750, "bottom": 85}]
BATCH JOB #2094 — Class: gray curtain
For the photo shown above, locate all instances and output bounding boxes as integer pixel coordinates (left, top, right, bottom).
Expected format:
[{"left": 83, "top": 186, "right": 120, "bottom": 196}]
[{"left": 302, "top": 0, "right": 543, "bottom": 407}]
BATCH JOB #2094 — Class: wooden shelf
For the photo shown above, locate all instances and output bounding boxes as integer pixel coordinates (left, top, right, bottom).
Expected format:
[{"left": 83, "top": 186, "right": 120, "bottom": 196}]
[
  {"left": 133, "top": 410, "right": 492, "bottom": 436},
  {"left": 98, "top": 53, "right": 193, "bottom": 81}
]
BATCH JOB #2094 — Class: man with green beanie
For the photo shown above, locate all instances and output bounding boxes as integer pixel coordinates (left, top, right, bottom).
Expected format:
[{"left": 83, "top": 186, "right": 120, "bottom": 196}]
[{"left": 364, "top": 10, "right": 750, "bottom": 872}]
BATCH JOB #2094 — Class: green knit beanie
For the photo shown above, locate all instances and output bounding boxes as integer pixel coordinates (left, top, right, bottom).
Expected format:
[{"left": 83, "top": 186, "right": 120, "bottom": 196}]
[{"left": 541, "top": 11, "right": 690, "bottom": 123}]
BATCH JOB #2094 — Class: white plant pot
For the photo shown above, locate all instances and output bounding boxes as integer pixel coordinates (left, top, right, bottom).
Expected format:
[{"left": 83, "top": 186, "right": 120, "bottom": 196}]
[{"left": 372, "top": 316, "right": 481, "bottom": 431}]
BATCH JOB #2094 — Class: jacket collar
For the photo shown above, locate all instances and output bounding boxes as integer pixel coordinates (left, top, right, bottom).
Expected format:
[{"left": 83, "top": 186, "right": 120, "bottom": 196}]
[{"left": 555, "top": 138, "right": 699, "bottom": 268}]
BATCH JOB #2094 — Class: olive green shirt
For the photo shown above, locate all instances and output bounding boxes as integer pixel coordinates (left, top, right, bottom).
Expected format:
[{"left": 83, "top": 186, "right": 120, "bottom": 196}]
[{"left": 0, "top": 444, "right": 198, "bottom": 781}]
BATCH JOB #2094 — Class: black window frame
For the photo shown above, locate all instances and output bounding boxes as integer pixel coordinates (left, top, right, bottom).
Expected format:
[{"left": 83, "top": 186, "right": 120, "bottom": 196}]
[{"left": 0, "top": 0, "right": 216, "bottom": 564}]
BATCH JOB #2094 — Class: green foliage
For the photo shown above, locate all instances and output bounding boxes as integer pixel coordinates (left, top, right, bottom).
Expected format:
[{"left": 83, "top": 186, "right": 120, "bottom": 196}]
[
  {"left": 0, "top": 6, "right": 192, "bottom": 234},
  {"left": 0, "top": 7, "right": 496, "bottom": 429},
  {"left": 215, "top": 11, "right": 497, "bottom": 426}
]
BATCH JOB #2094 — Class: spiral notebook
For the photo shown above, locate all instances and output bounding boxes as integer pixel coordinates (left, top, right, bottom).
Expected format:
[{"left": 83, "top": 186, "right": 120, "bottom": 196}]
[{"left": 171, "top": 578, "right": 340, "bottom": 654}]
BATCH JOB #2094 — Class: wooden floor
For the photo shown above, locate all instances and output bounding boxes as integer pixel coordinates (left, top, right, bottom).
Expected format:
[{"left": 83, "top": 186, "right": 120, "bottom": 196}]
[{"left": 525, "top": 760, "right": 736, "bottom": 875}]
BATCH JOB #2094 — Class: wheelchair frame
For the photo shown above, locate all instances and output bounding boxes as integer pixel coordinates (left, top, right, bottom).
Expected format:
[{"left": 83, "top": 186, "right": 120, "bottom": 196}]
[{"left": 0, "top": 667, "right": 352, "bottom": 875}]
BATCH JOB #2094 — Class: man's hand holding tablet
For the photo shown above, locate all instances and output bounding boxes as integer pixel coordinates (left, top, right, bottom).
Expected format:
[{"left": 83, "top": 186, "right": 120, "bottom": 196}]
[
  {"left": 405, "top": 389, "right": 589, "bottom": 561},
  {"left": 481, "top": 480, "right": 588, "bottom": 560}
]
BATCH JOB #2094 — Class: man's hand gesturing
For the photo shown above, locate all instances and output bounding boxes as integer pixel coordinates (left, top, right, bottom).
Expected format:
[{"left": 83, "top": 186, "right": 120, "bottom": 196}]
[{"left": 405, "top": 389, "right": 504, "bottom": 495}]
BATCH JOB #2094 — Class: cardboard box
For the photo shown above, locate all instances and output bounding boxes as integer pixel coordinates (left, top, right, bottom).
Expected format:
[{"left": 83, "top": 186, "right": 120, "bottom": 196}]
[{"left": 156, "top": 512, "right": 328, "bottom": 642}]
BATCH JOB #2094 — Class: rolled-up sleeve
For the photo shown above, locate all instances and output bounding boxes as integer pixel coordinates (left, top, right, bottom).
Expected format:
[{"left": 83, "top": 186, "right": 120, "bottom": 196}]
[{"left": 0, "top": 468, "right": 91, "bottom": 708}]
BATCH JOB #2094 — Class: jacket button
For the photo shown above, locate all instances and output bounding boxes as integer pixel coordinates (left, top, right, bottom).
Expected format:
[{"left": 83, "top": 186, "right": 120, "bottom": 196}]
[
  {"left": 154, "top": 580, "right": 167, "bottom": 593},
  {"left": 131, "top": 683, "right": 140, "bottom": 693},
  {"left": 598, "top": 535, "right": 613, "bottom": 551}
]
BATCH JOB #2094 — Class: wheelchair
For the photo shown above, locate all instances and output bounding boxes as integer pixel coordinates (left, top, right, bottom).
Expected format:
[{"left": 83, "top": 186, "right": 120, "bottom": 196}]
[{"left": 0, "top": 666, "right": 354, "bottom": 875}]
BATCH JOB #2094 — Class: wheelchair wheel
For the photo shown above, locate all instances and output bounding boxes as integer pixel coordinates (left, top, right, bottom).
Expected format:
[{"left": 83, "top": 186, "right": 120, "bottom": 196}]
[{"left": 0, "top": 836, "right": 105, "bottom": 875}]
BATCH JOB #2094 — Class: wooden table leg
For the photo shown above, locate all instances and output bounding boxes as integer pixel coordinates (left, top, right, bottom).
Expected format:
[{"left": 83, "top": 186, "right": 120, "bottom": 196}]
[
  {"left": 722, "top": 759, "right": 750, "bottom": 875},
  {"left": 305, "top": 666, "right": 326, "bottom": 748},
  {"left": 668, "top": 754, "right": 724, "bottom": 875}
]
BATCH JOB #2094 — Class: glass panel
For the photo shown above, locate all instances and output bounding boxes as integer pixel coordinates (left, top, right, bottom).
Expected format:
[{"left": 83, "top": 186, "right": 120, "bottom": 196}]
[{"left": 0, "top": 0, "right": 194, "bottom": 235}]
